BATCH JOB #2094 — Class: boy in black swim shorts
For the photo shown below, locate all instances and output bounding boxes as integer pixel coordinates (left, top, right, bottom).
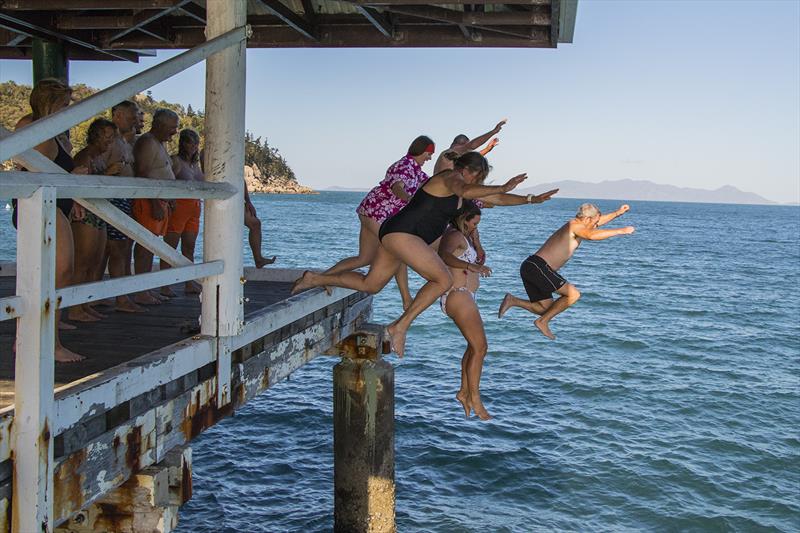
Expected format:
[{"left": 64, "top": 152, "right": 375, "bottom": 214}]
[{"left": 498, "top": 203, "right": 635, "bottom": 339}]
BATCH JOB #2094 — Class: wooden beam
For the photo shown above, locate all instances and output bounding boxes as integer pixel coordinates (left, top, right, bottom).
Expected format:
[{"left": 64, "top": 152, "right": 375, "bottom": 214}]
[
  {"left": 0, "top": 25, "right": 248, "bottom": 161},
  {"left": 350, "top": 0, "right": 551, "bottom": 4},
  {"left": 379, "top": 5, "right": 542, "bottom": 39},
  {"left": 56, "top": 15, "right": 135, "bottom": 30},
  {"left": 254, "top": 0, "right": 318, "bottom": 41},
  {"left": 0, "top": 11, "right": 138, "bottom": 62},
  {"left": 0, "top": 295, "right": 24, "bottom": 322},
  {"left": 550, "top": 0, "right": 560, "bottom": 46},
  {"left": 179, "top": 1, "right": 207, "bottom": 24},
  {"left": 355, "top": 5, "right": 394, "bottom": 39},
  {"left": 107, "top": 0, "right": 194, "bottom": 43},
  {"left": 0, "top": 0, "right": 183, "bottom": 8}
]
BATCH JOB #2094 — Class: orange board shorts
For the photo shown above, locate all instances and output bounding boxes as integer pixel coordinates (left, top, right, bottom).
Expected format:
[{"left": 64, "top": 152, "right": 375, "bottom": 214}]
[
  {"left": 132, "top": 199, "right": 170, "bottom": 236},
  {"left": 167, "top": 199, "right": 201, "bottom": 234}
]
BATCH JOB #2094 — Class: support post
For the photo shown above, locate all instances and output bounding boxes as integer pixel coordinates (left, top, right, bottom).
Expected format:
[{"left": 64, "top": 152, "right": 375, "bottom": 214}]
[
  {"left": 32, "top": 39, "right": 68, "bottom": 84},
  {"left": 333, "top": 358, "right": 395, "bottom": 533},
  {"left": 13, "top": 187, "right": 57, "bottom": 532},
  {"left": 201, "top": 0, "right": 247, "bottom": 406}
]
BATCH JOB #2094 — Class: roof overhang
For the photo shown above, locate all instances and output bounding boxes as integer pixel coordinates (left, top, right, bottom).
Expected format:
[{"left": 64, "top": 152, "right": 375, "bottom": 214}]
[{"left": 0, "top": 0, "right": 577, "bottom": 62}]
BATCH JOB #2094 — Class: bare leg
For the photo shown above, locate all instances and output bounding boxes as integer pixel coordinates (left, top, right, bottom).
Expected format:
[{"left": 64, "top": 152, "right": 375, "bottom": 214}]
[
  {"left": 244, "top": 208, "right": 276, "bottom": 267},
  {"left": 499, "top": 293, "right": 552, "bottom": 318},
  {"left": 456, "top": 346, "right": 472, "bottom": 418},
  {"left": 54, "top": 211, "right": 85, "bottom": 362},
  {"left": 180, "top": 231, "right": 201, "bottom": 294},
  {"left": 68, "top": 221, "right": 103, "bottom": 322},
  {"left": 394, "top": 264, "right": 412, "bottom": 310},
  {"left": 381, "top": 234, "right": 453, "bottom": 357},
  {"left": 107, "top": 239, "right": 145, "bottom": 313},
  {"left": 535, "top": 283, "right": 581, "bottom": 340},
  {"left": 133, "top": 243, "right": 160, "bottom": 305},
  {"left": 447, "top": 291, "right": 491, "bottom": 420},
  {"left": 159, "top": 232, "right": 180, "bottom": 297},
  {"left": 292, "top": 244, "right": 399, "bottom": 295},
  {"left": 323, "top": 215, "right": 380, "bottom": 276}
]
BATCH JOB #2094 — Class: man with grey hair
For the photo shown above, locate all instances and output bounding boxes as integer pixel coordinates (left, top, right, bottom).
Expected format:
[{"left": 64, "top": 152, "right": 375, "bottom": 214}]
[
  {"left": 131, "top": 108, "right": 179, "bottom": 305},
  {"left": 498, "top": 202, "right": 634, "bottom": 339}
]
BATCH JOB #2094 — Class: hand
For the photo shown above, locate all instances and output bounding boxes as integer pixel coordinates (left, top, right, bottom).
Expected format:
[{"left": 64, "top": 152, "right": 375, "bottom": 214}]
[
  {"left": 105, "top": 162, "right": 122, "bottom": 176},
  {"left": 618, "top": 204, "right": 630, "bottom": 214},
  {"left": 71, "top": 165, "right": 89, "bottom": 175},
  {"left": 71, "top": 203, "right": 86, "bottom": 221},
  {"left": 620, "top": 226, "right": 635, "bottom": 235},
  {"left": 501, "top": 173, "right": 527, "bottom": 193},
  {"left": 468, "top": 263, "right": 492, "bottom": 277},
  {"left": 487, "top": 137, "right": 500, "bottom": 150},
  {"left": 533, "top": 188, "right": 559, "bottom": 203},
  {"left": 494, "top": 119, "right": 507, "bottom": 133},
  {"left": 152, "top": 200, "right": 165, "bottom": 221}
]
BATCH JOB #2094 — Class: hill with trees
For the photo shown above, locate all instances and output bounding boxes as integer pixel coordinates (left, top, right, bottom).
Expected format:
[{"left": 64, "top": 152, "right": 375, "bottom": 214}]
[{"left": 0, "top": 81, "right": 311, "bottom": 193}]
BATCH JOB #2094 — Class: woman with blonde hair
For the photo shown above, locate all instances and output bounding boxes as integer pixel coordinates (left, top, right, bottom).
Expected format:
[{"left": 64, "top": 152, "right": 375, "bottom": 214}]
[{"left": 12, "top": 78, "right": 87, "bottom": 362}]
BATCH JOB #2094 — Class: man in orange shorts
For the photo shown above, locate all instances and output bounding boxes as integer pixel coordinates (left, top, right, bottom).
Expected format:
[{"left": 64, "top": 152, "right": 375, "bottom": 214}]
[
  {"left": 132, "top": 108, "right": 178, "bottom": 305},
  {"left": 160, "top": 129, "right": 203, "bottom": 296}
]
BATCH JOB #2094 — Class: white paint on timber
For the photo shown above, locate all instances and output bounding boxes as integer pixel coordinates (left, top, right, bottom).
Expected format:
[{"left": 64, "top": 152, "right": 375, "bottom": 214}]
[
  {"left": 235, "top": 285, "right": 356, "bottom": 349},
  {"left": 0, "top": 414, "right": 12, "bottom": 464},
  {"left": 0, "top": 295, "right": 23, "bottom": 322},
  {"left": 0, "top": 26, "right": 250, "bottom": 161},
  {"left": 244, "top": 266, "right": 319, "bottom": 282},
  {"left": 0, "top": 262, "right": 15, "bottom": 277},
  {"left": 202, "top": 0, "right": 247, "bottom": 338},
  {"left": 216, "top": 336, "right": 233, "bottom": 406},
  {"left": 13, "top": 187, "right": 57, "bottom": 532},
  {"left": 3, "top": 171, "right": 236, "bottom": 200},
  {"left": 56, "top": 260, "right": 223, "bottom": 309}
]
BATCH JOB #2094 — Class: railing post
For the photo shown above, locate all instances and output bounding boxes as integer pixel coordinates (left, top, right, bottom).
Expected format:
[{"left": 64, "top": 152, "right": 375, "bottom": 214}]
[
  {"left": 12, "top": 187, "right": 57, "bottom": 532},
  {"left": 202, "top": 0, "right": 247, "bottom": 407}
]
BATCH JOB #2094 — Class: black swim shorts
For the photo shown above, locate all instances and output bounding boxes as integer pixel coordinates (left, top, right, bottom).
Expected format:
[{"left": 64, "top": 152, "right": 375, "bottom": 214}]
[{"left": 520, "top": 254, "right": 567, "bottom": 302}]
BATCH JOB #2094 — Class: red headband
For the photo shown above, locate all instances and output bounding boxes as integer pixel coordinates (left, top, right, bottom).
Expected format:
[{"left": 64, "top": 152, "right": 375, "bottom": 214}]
[{"left": 424, "top": 143, "right": 435, "bottom": 154}]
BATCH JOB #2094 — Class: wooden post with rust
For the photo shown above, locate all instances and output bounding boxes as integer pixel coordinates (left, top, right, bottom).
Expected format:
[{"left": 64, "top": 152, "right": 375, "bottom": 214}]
[{"left": 332, "top": 326, "right": 395, "bottom": 532}]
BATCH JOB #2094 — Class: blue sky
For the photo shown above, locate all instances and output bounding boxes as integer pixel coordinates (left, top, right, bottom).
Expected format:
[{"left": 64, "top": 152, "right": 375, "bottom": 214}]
[{"left": 1, "top": 0, "right": 798, "bottom": 203}]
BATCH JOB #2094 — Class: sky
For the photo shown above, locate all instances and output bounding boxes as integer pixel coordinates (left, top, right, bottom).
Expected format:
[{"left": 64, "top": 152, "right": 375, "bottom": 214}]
[{"left": 1, "top": 0, "right": 799, "bottom": 203}]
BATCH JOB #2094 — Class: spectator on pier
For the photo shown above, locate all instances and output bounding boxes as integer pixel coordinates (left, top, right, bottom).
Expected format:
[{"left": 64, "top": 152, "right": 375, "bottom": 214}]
[
  {"left": 432, "top": 119, "right": 505, "bottom": 174},
  {"left": 100, "top": 100, "right": 146, "bottom": 313},
  {"left": 131, "top": 108, "right": 178, "bottom": 305},
  {"left": 160, "top": 129, "right": 204, "bottom": 296},
  {"left": 68, "top": 118, "right": 120, "bottom": 322},
  {"left": 320, "top": 135, "right": 436, "bottom": 309},
  {"left": 12, "top": 78, "right": 88, "bottom": 362}
]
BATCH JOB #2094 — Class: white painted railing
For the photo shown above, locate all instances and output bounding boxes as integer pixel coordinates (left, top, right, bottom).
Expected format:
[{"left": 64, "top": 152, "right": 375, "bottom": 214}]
[{"left": 0, "top": 6, "right": 250, "bottom": 529}]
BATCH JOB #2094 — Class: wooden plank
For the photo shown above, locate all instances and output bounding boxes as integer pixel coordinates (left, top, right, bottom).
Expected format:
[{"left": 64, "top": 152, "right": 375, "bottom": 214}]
[
  {"left": 0, "top": 295, "right": 23, "bottom": 322},
  {"left": 13, "top": 187, "right": 57, "bottom": 531},
  {"left": 255, "top": 0, "right": 318, "bottom": 41},
  {"left": 2, "top": 171, "right": 237, "bottom": 200},
  {"left": 355, "top": 5, "right": 394, "bottom": 38},
  {"left": 56, "top": 260, "right": 223, "bottom": 309},
  {"left": 107, "top": 0, "right": 193, "bottom": 43},
  {"left": 0, "top": 25, "right": 249, "bottom": 161},
  {"left": 0, "top": 0, "right": 181, "bottom": 8}
]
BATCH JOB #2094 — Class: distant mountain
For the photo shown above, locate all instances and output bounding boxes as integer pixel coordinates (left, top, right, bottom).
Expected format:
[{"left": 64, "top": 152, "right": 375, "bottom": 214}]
[
  {"left": 519, "top": 179, "right": 778, "bottom": 205},
  {"left": 323, "top": 186, "right": 370, "bottom": 192}
]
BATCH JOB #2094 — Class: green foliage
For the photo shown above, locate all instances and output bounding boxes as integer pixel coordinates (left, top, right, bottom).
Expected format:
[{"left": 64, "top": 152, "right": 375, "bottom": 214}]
[{"left": 0, "top": 81, "right": 296, "bottom": 183}]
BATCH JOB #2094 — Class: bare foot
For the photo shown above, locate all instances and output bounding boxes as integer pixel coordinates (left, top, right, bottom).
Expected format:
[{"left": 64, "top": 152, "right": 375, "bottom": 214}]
[
  {"left": 534, "top": 318, "right": 556, "bottom": 340},
  {"left": 85, "top": 304, "right": 107, "bottom": 319},
  {"left": 151, "top": 290, "right": 170, "bottom": 301},
  {"left": 115, "top": 297, "right": 146, "bottom": 313},
  {"left": 161, "top": 286, "right": 177, "bottom": 298},
  {"left": 134, "top": 292, "right": 162, "bottom": 305},
  {"left": 470, "top": 398, "right": 493, "bottom": 421},
  {"left": 291, "top": 271, "right": 316, "bottom": 295},
  {"left": 498, "top": 293, "right": 514, "bottom": 319},
  {"left": 58, "top": 320, "right": 77, "bottom": 330},
  {"left": 67, "top": 308, "right": 101, "bottom": 322},
  {"left": 456, "top": 391, "right": 472, "bottom": 418},
  {"left": 184, "top": 280, "right": 202, "bottom": 294},
  {"left": 385, "top": 323, "right": 407, "bottom": 358},
  {"left": 255, "top": 255, "right": 277, "bottom": 268},
  {"left": 323, "top": 285, "right": 333, "bottom": 296},
  {"left": 55, "top": 345, "right": 85, "bottom": 363}
]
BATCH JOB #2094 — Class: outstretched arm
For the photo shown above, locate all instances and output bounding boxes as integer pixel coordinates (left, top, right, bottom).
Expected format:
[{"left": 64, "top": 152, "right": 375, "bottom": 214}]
[
  {"left": 573, "top": 223, "right": 635, "bottom": 241},
  {"left": 479, "top": 137, "right": 500, "bottom": 156},
  {"left": 597, "top": 204, "right": 630, "bottom": 226},
  {"left": 479, "top": 188, "right": 559, "bottom": 206},
  {"left": 444, "top": 171, "right": 528, "bottom": 199},
  {"left": 465, "top": 119, "right": 506, "bottom": 150}
]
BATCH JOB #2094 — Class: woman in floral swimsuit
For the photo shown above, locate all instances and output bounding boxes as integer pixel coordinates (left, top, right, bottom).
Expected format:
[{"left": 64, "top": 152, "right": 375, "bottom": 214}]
[{"left": 321, "top": 135, "right": 435, "bottom": 308}]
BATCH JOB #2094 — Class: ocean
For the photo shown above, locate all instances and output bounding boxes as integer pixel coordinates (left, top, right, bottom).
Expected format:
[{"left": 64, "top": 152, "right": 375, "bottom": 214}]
[{"left": 2, "top": 193, "right": 799, "bottom": 531}]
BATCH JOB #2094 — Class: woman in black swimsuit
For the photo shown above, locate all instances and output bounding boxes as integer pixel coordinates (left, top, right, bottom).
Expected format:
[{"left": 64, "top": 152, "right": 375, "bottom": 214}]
[
  {"left": 13, "top": 78, "right": 87, "bottom": 362},
  {"left": 293, "top": 152, "right": 557, "bottom": 356}
]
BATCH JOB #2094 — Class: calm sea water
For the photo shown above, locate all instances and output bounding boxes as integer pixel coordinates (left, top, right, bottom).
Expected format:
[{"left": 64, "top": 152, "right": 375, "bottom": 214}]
[{"left": 2, "top": 193, "right": 799, "bottom": 531}]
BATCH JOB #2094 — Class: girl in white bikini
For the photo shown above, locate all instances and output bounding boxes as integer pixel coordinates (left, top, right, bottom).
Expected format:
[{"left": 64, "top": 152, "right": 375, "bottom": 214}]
[{"left": 438, "top": 204, "right": 494, "bottom": 420}]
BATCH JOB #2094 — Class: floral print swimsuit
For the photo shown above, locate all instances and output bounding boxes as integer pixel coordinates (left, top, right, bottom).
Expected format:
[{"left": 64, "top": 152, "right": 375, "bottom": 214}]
[{"left": 356, "top": 155, "right": 429, "bottom": 224}]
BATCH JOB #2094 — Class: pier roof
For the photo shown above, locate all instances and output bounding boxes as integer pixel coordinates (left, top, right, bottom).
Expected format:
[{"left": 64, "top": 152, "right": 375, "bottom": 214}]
[{"left": 0, "top": 0, "right": 577, "bottom": 61}]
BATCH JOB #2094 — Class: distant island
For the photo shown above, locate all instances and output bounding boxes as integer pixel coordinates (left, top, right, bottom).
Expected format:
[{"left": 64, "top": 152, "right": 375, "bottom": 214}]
[{"left": 518, "top": 178, "right": 782, "bottom": 205}]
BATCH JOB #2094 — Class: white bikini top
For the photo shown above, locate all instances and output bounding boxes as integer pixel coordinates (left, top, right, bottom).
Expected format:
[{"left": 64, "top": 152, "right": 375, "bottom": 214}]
[{"left": 457, "top": 234, "right": 478, "bottom": 264}]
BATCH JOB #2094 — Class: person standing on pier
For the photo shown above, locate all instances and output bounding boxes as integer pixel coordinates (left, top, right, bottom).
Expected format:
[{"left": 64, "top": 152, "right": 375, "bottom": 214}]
[
  {"left": 160, "top": 128, "right": 204, "bottom": 296},
  {"left": 321, "top": 135, "right": 436, "bottom": 309},
  {"left": 293, "top": 152, "right": 557, "bottom": 356},
  {"left": 131, "top": 108, "right": 178, "bottom": 305},
  {"left": 498, "top": 203, "right": 635, "bottom": 339}
]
